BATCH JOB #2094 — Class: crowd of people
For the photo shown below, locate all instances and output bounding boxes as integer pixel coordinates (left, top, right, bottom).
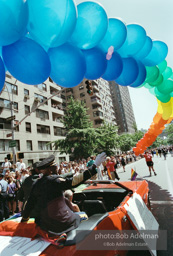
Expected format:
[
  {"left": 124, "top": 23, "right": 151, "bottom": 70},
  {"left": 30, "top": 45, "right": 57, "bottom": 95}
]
[
  {"left": 0, "top": 152, "right": 139, "bottom": 221},
  {"left": 0, "top": 146, "right": 172, "bottom": 223},
  {"left": 151, "top": 146, "right": 173, "bottom": 159}
]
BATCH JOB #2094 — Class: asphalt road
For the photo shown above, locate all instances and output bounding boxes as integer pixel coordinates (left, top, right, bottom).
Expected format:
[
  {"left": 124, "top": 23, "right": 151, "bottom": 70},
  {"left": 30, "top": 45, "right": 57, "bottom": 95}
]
[{"left": 117, "top": 154, "right": 173, "bottom": 256}]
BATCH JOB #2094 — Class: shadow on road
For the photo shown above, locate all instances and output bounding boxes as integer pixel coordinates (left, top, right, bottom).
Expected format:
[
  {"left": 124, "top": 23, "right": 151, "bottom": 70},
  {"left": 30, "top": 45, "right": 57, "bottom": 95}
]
[
  {"left": 127, "top": 179, "right": 173, "bottom": 256},
  {"left": 148, "top": 180, "right": 173, "bottom": 256}
]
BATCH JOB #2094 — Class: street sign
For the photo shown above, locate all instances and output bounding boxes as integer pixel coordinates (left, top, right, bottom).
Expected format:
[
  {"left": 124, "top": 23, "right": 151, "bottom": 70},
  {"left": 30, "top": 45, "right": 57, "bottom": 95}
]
[
  {"left": 6, "top": 133, "right": 12, "bottom": 138},
  {"left": 6, "top": 115, "right": 16, "bottom": 122},
  {"left": 9, "top": 140, "right": 16, "bottom": 148}
]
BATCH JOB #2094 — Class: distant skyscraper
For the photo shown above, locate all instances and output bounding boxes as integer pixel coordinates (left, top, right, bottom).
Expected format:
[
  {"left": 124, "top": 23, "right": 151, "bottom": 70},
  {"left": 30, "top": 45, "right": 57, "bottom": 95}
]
[{"left": 109, "top": 81, "right": 136, "bottom": 134}]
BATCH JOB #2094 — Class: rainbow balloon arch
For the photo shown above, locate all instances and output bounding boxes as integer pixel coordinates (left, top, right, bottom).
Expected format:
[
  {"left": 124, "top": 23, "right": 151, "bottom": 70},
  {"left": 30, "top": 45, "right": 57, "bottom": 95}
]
[{"left": 0, "top": 0, "right": 172, "bottom": 155}]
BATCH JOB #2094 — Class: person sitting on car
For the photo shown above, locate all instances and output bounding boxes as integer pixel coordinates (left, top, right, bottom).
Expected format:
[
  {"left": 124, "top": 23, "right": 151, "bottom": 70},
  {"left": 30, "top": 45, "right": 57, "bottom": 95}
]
[{"left": 21, "top": 153, "right": 106, "bottom": 235}]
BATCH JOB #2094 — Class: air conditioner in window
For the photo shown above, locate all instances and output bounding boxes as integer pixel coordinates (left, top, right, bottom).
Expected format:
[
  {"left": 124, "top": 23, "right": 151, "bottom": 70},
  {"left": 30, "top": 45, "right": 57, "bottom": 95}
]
[
  {"left": 24, "top": 94, "right": 29, "bottom": 99},
  {"left": 35, "top": 97, "right": 40, "bottom": 102}
]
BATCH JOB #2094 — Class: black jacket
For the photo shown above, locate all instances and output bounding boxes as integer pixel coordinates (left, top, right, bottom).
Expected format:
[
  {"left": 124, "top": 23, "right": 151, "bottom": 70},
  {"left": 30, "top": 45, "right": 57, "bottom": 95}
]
[{"left": 22, "top": 165, "right": 97, "bottom": 235}]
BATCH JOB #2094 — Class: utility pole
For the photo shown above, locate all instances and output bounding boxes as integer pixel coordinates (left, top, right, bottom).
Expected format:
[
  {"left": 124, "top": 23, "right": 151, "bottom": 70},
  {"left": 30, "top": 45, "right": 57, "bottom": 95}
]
[
  {"left": 5, "top": 84, "right": 16, "bottom": 164},
  {"left": 10, "top": 100, "right": 16, "bottom": 164}
]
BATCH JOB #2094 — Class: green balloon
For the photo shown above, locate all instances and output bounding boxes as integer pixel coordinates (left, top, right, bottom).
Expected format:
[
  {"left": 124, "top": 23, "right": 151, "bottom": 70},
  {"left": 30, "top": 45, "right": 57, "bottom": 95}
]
[
  {"left": 149, "top": 87, "right": 156, "bottom": 95},
  {"left": 145, "top": 66, "right": 159, "bottom": 83},
  {"left": 170, "top": 73, "right": 173, "bottom": 80},
  {"left": 155, "top": 87, "right": 171, "bottom": 103},
  {"left": 162, "top": 67, "right": 172, "bottom": 80},
  {"left": 157, "top": 60, "right": 167, "bottom": 73},
  {"left": 144, "top": 83, "right": 153, "bottom": 89},
  {"left": 149, "top": 73, "right": 163, "bottom": 86},
  {"left": 157, "top": 79, "right": 173, "bottom": 94}
]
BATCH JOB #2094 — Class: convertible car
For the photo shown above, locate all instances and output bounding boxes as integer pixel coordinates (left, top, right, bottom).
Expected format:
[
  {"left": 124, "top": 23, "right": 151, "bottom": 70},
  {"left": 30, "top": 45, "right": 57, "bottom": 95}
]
[{"left": 0, "top": 180, "right": 157, "bottom": 256}]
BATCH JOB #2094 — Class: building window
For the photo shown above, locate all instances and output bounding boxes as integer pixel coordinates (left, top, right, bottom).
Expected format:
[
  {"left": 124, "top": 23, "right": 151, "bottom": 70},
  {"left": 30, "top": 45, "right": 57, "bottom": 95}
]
[
  {"left": 93, "top": 111, "right": 103, "bottom": 117},
  {"left": 28, "top": 159, "right": 34, "bottom": 167},
  {"left": 26, "top": 122, "right": 31, "bottom": 132},
  {"left": 54, "top": 127, "right": 66, "bottom": 136},
  {"left": 95, "top": 120, "right": 103, "bottom": 125},
  {"left": 66, "top": 95, "right": 74, "bottom": 100},
  {"left": 4, "top": 83, "right": 18, "bottom": 95},
  {"left": 81, "top": 99, "right": 86, "bottom": 104},
  {"left": 25, "top": 105, "right": 30, "bottom": 115},
  {"left": 66, "top": 88, "right": 73, "bottom": 93},
  {"left": 24, "top": 89, "right": 29, "bottom": 96},
  {"left": 13, "top": 102, "right": 18, "bottom": 111},
  {"left": 36, "top": 83, "right": 47, "bottom": 91},
  {"left": 0, "top": 139, "right": 19, "bottom": 152},
  {"left": 79, "top": 85, "right": 84, "bottom": 90},
  {"left": 61, "top": 94, "right": 66, "bottom": 100},
  {"left": 80, "top": 92, "right": 85, "bottom": 98},
  {"left": 59, "top": 157, "right": 66, "bottom": 163},
  {"left": 37, "top": 124, "right": 50, "bottom": 134},
  {"left": 36, "top": 109, "right": 49, "bottom": 120},
  {"left": 34, "top": 93, "right": 48, "bottom": 105},
  {"left": 26, "top": 140, "right": 32, "bottom": 151},
  {"left": 38, "top": 141, "right": 52, "bottom": 150}
]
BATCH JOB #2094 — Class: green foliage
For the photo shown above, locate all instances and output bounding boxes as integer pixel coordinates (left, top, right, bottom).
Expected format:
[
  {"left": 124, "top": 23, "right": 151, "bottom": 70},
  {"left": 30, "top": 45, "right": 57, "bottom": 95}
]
[
  {"left": 51, "top": 98, "right": 119, "bottom": 159},
  {"left": 118, "top": 133, "right": 134, "bottom": 152},
  {"left": 131, "top": 130, "right": 144, "bottom": 146},
  {"left": 165, "top": 123, "right": 173, "bottom": 144},
  {"left": 149, "top": 137, "right": 167, "bottom": 148},
  {"left": 95, "top": 122, "right": 119, "bottom": 156},
  {"left": 63, "top": 98, "right": 92, "bottom": 129}
]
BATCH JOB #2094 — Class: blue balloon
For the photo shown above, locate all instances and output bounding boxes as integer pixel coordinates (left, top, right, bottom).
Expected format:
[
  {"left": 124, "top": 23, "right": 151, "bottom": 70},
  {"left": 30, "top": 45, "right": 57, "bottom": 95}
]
[
  {"left": 82, "top": 47, "right": 107, "bottom": 80},
  {"left": 0, "top": 57, "right": 5, "bottom": 93},
  {"left": 0, "top": 0, "right": 28, "bottom": 46},
  {"left": 129, "top": 61, "right": 146, "bottom": 87},
  {"left": 70, "top": 2, "right": 108, "bottom": 49},
  {"left": 142, "top": 41, "right": 168, "bottom": 66},
  {"left": 99, "top": 18, "right": 127, "bottom": 52},
  {"left": 115, "top": 57, "right": 139, "bottom": 86},
  {"left": 27, "top": 0, "right": 77, "bottom": 48},
  {"left": 2, "top": 37, "right": 51, "bottom": 85},
  {"left": 48, "top": 43, "right": 86, "bottom": 87},
  {"left": 102, "top": 52, "right": 123, "bottom": 81},
  {"left": 117, "top": 24, "right": 147, "bottom": 57},
  {"left": 134, "top": 36, "right": 153, "bottom": 60}
]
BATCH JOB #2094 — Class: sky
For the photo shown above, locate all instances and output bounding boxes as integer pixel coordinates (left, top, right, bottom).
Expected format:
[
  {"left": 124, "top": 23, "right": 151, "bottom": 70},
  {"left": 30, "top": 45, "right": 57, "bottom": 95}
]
[{"left": 75, "top": 0, "right": 173, "bottom": 130}]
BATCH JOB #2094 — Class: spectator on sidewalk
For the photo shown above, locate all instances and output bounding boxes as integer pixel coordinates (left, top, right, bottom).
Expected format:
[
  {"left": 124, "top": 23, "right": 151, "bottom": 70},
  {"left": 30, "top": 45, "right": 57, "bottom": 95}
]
[
  {"left": 0, "top": 174, "right": 9, "bottom": 221},
  {"left": 1, "top": 158, "right": 11, "bottom": 175},
  {"left": 16, "top": 159, "right": 26, "bottom": 172}
]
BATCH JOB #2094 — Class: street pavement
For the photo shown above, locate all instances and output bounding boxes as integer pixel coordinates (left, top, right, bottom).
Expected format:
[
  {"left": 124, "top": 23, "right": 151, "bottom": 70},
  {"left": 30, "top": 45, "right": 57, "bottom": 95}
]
[{"left": 116, "top": 154, "right": 173, "bottom": 256}]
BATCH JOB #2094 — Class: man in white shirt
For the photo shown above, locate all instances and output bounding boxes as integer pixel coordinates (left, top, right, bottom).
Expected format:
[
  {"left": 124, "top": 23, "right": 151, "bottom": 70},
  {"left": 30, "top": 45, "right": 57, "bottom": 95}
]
[
  {"left": 16, "top": 159, "right": 26, "bottom": 172},
  {"left": 1, "top": 158, "right": 11, "bottom": 175}
]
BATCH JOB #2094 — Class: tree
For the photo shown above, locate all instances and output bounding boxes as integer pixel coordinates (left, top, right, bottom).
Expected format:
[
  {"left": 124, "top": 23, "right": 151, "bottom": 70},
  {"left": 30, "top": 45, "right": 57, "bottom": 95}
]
[
  {"left": 132, "top": 122, "right": 138, "bottom": 132},
  {"left": 51, "top": 98, "right": 96, "bottom": 159},
  {"left": 95, "top": 122, "right": 119, "bottom": 156},
  {"left": 118, "top": 133, "right": 134, "bottom": 152},
  {"left": 51, "top": 98, "right": 119, "bottom": 159},
  {"left": 165, "top": 123, "right": 173, "bottom": 145},
  {"left": 149, "top": 137, "right": 166, "bottom": 148},
  {"left": 131, "top": 130, "right": 144, "bottom": 146}
]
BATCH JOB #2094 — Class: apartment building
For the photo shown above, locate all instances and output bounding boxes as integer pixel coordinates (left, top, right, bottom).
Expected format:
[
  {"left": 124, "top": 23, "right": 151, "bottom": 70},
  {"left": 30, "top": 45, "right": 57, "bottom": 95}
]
[
  {"left": 109, "top": 81, "right": 136, "bottom": 134},
  {"left": 0, "top": 73, "right": 68, "bottom": 166},
  {"left": 61, "top": 78, "right": 117, "bottom": 128}
]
